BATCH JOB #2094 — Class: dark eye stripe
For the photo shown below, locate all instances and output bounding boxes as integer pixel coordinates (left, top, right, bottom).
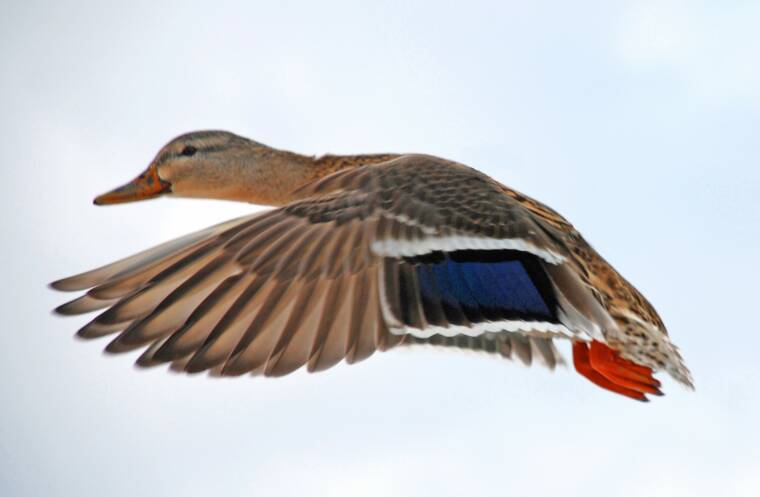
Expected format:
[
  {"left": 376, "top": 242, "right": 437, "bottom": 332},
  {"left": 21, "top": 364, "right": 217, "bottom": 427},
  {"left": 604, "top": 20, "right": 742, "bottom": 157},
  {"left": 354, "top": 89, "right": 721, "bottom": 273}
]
[
  {"left": 181, "top": 145, "right": 197, "bottom": 157},
  {"left": 200, "top": 145, "right": 227, "bottom": 154}
]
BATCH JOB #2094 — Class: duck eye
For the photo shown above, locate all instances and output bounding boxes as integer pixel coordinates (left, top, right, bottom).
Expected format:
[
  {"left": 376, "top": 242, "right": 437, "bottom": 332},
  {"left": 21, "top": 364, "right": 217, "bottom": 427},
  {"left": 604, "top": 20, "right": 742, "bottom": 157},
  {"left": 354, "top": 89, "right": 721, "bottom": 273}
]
[{"left": 180, "top": 145, "right": 197, "bottom": 157}]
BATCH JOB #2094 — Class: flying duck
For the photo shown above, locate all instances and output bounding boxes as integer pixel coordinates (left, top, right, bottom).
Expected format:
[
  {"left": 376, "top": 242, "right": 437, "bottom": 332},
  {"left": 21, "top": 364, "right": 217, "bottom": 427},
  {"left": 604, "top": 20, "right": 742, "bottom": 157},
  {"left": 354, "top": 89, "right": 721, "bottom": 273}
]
[{"left": 51, "top": 130, "right": 693, "bottom": 401}]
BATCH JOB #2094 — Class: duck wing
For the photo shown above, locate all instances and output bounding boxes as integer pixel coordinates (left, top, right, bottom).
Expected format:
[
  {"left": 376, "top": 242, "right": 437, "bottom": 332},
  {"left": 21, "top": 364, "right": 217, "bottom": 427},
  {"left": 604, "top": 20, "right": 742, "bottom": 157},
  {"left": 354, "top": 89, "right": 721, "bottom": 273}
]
[{"left": 52, "top": 154, "right": 613, "bottom": 377}]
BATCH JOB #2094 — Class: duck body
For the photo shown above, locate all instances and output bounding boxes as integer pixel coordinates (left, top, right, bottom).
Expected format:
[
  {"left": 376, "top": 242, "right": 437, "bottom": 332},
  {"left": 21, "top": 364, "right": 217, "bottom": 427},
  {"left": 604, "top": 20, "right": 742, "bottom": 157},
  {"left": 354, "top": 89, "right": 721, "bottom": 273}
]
[{"left": 52, "top": 131, "right": 692, "bottom": 401}]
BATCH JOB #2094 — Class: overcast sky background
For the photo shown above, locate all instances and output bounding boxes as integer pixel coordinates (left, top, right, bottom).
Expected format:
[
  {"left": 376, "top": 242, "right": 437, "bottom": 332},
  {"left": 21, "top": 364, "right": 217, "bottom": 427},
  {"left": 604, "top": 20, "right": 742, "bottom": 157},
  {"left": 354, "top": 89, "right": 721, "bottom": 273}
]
[{"left": 2, "top": 1, "right": 759, "bottom": 496}]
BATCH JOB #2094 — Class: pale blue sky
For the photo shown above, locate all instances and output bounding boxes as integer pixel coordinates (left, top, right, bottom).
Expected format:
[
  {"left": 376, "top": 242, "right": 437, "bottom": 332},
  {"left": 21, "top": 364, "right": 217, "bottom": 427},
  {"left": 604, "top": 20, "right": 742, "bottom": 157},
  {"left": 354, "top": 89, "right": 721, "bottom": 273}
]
[{"left": 2, "top": 1, "right": 759, "bottom": 496}]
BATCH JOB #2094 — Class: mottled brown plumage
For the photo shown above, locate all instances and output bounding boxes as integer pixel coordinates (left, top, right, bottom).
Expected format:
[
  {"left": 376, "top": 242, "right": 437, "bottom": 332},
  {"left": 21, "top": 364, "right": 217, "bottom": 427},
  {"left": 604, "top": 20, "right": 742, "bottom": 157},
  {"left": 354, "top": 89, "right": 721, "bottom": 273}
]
[{"left": 51, "top": 130, "right": 692, "bottom": 400}]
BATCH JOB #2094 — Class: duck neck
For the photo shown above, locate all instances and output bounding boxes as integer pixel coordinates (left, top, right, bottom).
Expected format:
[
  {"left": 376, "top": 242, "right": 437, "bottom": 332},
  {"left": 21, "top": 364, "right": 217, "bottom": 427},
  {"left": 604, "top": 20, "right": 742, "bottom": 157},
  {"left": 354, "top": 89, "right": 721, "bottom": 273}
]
[
  {"left": 229, "top": 147, "right": 400, "bottom": 206},
  {"left": 311, "top": 153, "right": 401, "bottom": 181}
]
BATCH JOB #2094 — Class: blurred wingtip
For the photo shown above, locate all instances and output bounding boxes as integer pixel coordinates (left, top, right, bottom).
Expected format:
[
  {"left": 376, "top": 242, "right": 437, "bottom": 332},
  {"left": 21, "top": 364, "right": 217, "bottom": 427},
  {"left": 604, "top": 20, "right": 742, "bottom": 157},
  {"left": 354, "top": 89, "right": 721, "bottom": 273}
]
[
  {"left": 52, "top": 303, "right": 72, "bottom": 316},
  {"left": 49, "top": 275, "right": 89, "bottom": 292},
  {"left": 49, "top": 279, "right": 70, "bottom": 291}
]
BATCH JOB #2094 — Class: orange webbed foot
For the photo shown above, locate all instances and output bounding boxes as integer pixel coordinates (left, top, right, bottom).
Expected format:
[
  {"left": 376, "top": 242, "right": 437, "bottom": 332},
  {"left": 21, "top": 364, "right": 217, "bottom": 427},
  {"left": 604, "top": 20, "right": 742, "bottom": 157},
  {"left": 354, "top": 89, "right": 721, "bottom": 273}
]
[
  {"left": 573, "top": 341, "right": 662, "bottom": 401},
  {"left": 588, "top": 341, "right": 663, "bottom": 396}
]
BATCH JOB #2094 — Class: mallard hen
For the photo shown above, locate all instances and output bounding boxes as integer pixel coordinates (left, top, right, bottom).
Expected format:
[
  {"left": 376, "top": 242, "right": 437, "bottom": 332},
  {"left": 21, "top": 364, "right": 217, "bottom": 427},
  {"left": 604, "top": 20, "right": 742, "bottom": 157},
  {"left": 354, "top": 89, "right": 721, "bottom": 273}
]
[{"left": 51, "top": 130, "right": 693, "bottom": 401}]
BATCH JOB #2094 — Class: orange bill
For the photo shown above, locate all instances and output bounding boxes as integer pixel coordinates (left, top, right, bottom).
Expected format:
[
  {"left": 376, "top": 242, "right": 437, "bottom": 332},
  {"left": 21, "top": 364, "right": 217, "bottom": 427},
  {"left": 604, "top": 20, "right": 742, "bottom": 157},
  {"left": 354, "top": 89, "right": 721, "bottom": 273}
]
[{"left": 93, "top": 163, "right": 171, "bottom": 205}]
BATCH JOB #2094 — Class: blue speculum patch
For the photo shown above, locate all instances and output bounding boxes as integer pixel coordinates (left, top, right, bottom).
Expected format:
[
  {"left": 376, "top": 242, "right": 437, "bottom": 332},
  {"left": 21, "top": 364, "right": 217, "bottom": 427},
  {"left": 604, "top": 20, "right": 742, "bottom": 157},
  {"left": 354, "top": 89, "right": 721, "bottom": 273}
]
[{"left": 406, "top": 249, "right": 558, "bottom": 326}]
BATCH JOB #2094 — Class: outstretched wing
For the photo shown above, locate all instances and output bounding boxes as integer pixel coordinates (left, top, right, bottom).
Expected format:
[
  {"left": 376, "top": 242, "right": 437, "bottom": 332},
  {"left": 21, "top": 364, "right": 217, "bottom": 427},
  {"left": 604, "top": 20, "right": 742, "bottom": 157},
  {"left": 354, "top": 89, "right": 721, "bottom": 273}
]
[{"left": 52, "top": 154, "right": 613, "bottom": 376}]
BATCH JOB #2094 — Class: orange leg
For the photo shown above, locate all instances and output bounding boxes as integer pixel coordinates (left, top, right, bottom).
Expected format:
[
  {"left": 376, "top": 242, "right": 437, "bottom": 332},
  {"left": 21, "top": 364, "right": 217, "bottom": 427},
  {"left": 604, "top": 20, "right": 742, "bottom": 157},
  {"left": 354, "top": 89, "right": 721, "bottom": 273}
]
[
  {"left": 587, "top": 341, "right": 663, "bottom": 396},
  {"left": 588, "top": 341, "right": 660, "bottom": 385},
  {"left": 572, "top": 341, "right": 656, "bottom": 401}
]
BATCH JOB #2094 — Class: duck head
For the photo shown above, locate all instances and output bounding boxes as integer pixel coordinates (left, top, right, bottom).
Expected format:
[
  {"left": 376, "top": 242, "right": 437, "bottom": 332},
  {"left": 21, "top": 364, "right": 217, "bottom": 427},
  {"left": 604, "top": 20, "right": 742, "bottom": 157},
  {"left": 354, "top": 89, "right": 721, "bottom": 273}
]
[{"left": 93, "top": 130, "right": 313, "bottom": 206}]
